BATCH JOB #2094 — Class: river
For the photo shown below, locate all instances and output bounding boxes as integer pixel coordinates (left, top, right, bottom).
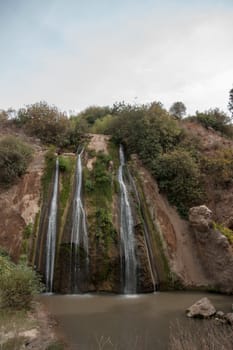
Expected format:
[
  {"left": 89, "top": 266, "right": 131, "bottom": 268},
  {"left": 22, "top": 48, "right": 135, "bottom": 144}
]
[{"left": 40, "top": 292, "right": 232, "bottom": 350}]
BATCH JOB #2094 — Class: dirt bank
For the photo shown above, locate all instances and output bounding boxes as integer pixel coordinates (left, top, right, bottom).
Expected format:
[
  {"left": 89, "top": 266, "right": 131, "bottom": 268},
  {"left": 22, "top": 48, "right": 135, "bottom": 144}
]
[{"left": 0, "top": 132, "right": 45, "bottom": 260}]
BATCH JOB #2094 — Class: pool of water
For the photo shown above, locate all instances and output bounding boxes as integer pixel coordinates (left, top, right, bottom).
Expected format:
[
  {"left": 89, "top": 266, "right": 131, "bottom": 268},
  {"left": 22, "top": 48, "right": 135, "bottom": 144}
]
[{"left": 40, "top": 292, "right": 232, "bottom": 350}]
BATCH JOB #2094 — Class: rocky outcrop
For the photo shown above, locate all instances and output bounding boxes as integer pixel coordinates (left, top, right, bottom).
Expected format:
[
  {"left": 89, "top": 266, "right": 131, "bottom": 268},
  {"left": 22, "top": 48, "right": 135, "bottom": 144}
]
[
  {"left": 189, "top": 205, "right": 212, "bottom": 233},
  {"left": 189, "top": 205, "right": 233, "bottom": 293},
  {"left": 186, "top": 297, "right": 216, "bottom": 318},
  {"left": 186, "top": 298, "right": 233, "bottom": 324}
]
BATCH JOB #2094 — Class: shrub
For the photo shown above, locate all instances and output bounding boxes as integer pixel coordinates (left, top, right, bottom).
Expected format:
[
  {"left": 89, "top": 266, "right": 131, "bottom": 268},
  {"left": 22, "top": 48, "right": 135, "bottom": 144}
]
[
  {"left": 0, "top": 136, "right": 32, "bottom": 187},
  {"left": 59, "top": 156, "right": 71, "bottom": 172},
  {"left": 201, "top": 148, "right": 233, "bottom": 188},
  {"left": 0, "top": 260, "right": 42, "bottom": 309},
  {"left": 153, "top": 150, "right": 203, "bottom": 217},
  {"left": 214, "top": 222, "right": 233, "bottom": 245},
  {"left": 16, "top": 102, "right": 70, "bottom": 146},
  {"left": 194, "top": 109, "right": 233, "bottom": 138}
]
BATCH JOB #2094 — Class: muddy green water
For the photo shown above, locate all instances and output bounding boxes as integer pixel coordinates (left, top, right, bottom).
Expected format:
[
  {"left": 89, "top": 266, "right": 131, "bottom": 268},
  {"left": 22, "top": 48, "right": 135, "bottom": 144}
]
[{"left": 40, "top": 292, "right": 232, "bottom": 350}]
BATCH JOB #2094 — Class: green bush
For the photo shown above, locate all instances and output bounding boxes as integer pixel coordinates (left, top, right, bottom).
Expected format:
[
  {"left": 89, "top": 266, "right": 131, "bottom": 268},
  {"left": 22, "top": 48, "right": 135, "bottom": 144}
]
[
  {"left": 0, "top": 136, "right": 32, "bottom": 187},
  {"left": 0, "top": 257, "right": 42, "bottom": 309},
  {"left": 16, "top": 102, "right": 70, "bottom": 146},
  {"left": 59, "top": 156, "right": 71, "bottom": 172},
  {"left": 201, "top": 148, "right": 233, "bottom": 188},
  {"left": 153, "top": 150, "right": 203, "bottom": 217},
  {"left": 194, "top": 109, "right": 233, "bottom": 138}
]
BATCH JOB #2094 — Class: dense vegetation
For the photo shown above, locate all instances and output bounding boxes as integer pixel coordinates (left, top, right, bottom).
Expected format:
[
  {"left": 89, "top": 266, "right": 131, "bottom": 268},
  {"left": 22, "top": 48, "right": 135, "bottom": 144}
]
[
  {"left": 0, "top": 250, "right": 41, "bottom": 309},
  {"left": 105, "top": 102, "right": 204, "bottom": 216},
  {"left": 0, "top": 136, "right": 32, "bottom": 187},
  {"left": 1, "top": 88, "right": 233, "bottom": 217},
  {"left": 84, "top": 150, "right": 119, "bottom": 285},
  {"left": 188, "top": 108, "right": 233, "bottom": 138}
]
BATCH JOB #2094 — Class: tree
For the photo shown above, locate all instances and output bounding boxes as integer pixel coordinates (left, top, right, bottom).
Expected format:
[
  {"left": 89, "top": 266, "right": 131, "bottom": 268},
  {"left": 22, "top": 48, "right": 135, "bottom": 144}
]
[
  {"left": 16, "top": 102, "right": 69, "bottom": 145},
  {"left": 169, "top": 102, "right": 186, "bottom": 119},
  {"left": 0, "top": 136, "right": 32, "bottom": 186},
  {"left": 228, "top": 87, "right": 233, "bottom": 118}
]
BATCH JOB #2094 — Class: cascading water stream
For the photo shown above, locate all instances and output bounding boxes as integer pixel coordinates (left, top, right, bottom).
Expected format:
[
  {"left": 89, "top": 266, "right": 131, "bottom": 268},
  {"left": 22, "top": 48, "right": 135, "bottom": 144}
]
[
  {"left": 46, "top": 157, "right": 59, "bottom": 292},
  {"left": 118, "top": 145, "right": 137, "bottom": 294},
  {"left": 70, "top": 149, "right": 89, "bottom": 292},
  {"left": 129, "top": 173, "right": 158, "bottom": 292}
]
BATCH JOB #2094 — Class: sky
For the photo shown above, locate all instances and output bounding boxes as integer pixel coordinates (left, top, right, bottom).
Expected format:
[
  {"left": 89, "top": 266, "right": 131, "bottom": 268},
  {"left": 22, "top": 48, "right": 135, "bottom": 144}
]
[{"left": 0, "top": 0, "right": 233, "bottom": 115}]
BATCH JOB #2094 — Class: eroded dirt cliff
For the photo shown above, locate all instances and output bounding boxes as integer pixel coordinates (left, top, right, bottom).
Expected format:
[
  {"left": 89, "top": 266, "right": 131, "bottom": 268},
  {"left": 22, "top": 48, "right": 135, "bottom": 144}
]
[{"left": 0, "top": 131, "right": 45, "bottom": 260}]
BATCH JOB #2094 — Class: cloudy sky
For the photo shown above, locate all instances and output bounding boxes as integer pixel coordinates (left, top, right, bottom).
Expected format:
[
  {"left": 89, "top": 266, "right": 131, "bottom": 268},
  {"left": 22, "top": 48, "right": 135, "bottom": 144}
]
[{"left": 0, "top": 0, "right": 233, "bottom": 114}]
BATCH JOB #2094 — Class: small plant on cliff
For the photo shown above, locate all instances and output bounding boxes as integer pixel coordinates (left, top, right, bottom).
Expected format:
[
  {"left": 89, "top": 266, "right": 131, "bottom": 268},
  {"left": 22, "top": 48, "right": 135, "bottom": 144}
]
[
  {"left": 0, "top": 136, "right": 32, "bottom": 187},
  {"left": 59, "top": 156, "right": 71, "bottom": 172},
  {"left": 213, "top": 222, "right": 233, "bottom": 245}
]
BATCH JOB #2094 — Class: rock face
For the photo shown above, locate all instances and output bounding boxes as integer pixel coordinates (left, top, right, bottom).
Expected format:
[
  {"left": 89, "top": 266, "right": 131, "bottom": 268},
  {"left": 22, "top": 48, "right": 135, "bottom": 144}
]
[
  {"left": 189, "top": 205, "right": 233, "bottom": 293},
  {"left": 186, "top": 297, "right": 216, "bottom": 318},
  {"left": 189, "top": 205, "right": 212, "bottom": 233},
  {"left": 0, "top": 144, "right": 45, "bottom": 261}
]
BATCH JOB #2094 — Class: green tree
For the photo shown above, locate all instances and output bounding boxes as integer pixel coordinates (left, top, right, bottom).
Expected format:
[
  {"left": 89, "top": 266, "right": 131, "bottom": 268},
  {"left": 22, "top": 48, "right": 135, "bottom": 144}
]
[
  {"left": 153, "top": 149, "right": 203, "bottom": 216},
  {"left": 228, "top": 87, "right": 233, "bottom": 118},
  {"left": 16, "top": 102, "right": 70, "bottom": 146},
  {"left": 76, "top": 105, "right": 111, "bottom": 127},
  {"left": 0, "top": 136, "right": 32, "bottom": 187},
  {"left": 169, "top": 101, "right": 186, "bottom": 119}
]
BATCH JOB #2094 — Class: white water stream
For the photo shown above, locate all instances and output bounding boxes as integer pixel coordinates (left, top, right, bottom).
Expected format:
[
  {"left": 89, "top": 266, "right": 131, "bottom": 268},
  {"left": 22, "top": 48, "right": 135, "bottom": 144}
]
[
  {"left": 46, "top": 157, "right": 59, "bottom": 292},
  {"left": 118, "top": 145, "right": 137, "bottom": 293},
  {"left": 71, "top": 150, "right": 89, "bottom": 292}
]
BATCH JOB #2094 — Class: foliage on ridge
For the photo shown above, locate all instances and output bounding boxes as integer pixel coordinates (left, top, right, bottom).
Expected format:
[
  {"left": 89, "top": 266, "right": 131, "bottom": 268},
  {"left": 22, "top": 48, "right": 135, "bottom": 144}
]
[{"left": 0, "top": 136, "right": 33, "bottom": 187}]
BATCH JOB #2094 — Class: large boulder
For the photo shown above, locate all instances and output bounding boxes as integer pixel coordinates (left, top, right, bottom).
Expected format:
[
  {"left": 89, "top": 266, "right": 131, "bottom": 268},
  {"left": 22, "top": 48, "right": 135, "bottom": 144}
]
[
  {"left": 189, "top": 205, "right": 212, "bottom": 233},
  {"left": 186, "top": 297, "right": 216, "bottom": 318}
]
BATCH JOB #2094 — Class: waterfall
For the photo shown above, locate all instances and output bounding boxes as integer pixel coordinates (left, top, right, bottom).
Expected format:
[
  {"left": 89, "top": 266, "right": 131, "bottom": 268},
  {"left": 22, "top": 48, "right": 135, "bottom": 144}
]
[
  {"left": 70, "top": 149, "right": 89, "bottom": 292},
  {"left": 129, "top": 173, "right": 158, "bottom": 292},
  {"left": 46, "top": 157, "right": 59, "bottom": 292},
  {"left": 118, "top": 145, "right": 137, "bottom": 294}
]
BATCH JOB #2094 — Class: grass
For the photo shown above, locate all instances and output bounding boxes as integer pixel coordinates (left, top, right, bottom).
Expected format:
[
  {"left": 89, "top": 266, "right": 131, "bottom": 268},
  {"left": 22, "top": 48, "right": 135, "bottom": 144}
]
[
  {"left": 0, "top": 309, "right": 36, "bottom": 333},
  {"left": 0, "top": 309, "right": 37, "bottom": 350},
  {"left": 168, "top": 319, "right": 233, "bottom": 350}
]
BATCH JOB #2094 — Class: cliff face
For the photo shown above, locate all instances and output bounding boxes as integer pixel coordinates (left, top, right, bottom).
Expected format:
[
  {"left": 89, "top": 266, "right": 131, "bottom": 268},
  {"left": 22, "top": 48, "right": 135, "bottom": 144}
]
[
  {"left": 2, "top": 128, "right": 233, "bottom": 294},
  {"left": 131, "top": 156, "right": 210, "bottom": 289},
  {"left": 189, "top": 205, "right": 233, "bottom": 293},
  {"left": 0, "top": 139, "right": 45, "bottom": 261}
]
